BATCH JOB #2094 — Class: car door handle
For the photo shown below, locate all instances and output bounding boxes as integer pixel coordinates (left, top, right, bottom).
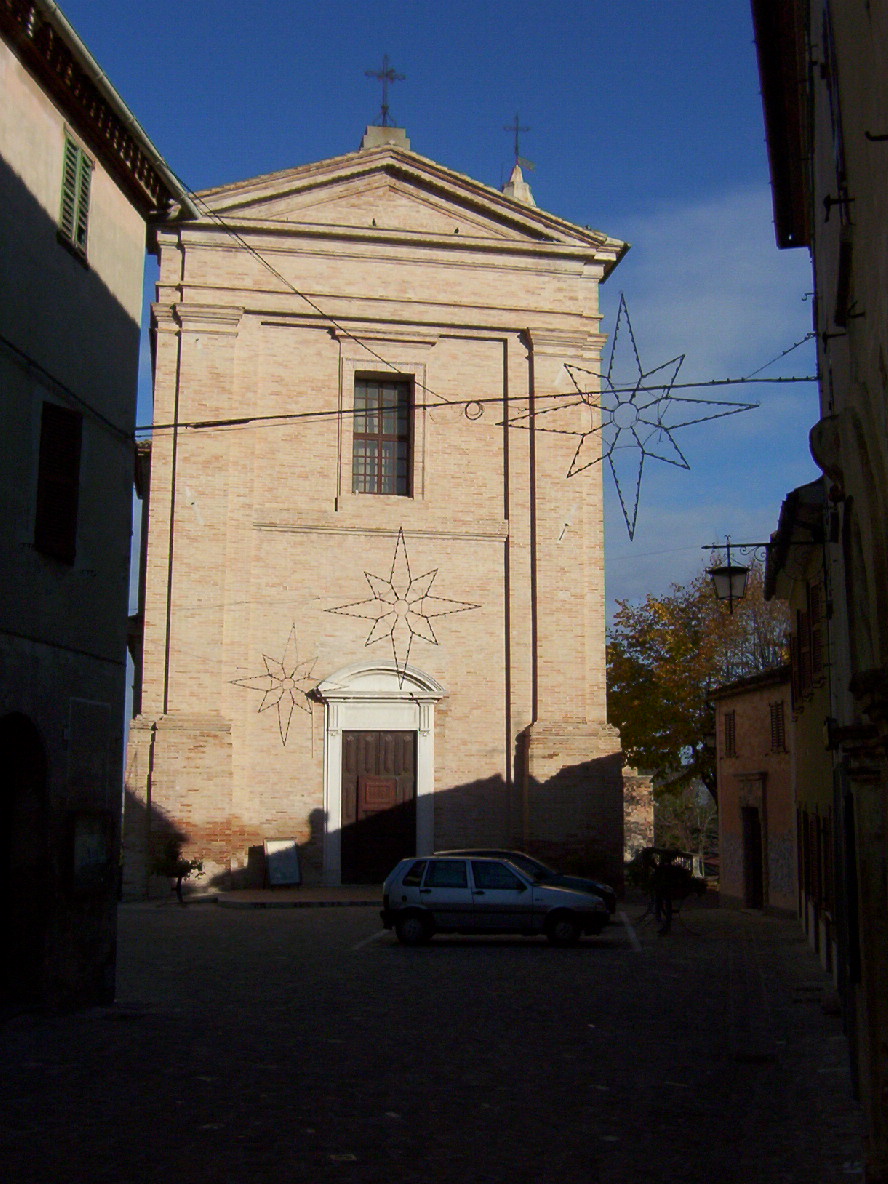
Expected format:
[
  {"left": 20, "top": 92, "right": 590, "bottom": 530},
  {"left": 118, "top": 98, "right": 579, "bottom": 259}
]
[
  {"left": 420, "top": 888, "right": 431, "bottom": 894},
  {"left": 473, "top": 890, "right": 485, "bottom": 896}
]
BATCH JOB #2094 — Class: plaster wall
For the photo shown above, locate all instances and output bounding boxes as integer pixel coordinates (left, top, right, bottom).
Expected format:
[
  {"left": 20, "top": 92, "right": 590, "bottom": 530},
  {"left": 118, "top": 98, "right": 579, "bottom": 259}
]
[
  {"left": 716, "top": 675, "right": 795, "bottom": 914},
  {"left": 0, "top": 32, "right": 148, "bottom": 1004}
]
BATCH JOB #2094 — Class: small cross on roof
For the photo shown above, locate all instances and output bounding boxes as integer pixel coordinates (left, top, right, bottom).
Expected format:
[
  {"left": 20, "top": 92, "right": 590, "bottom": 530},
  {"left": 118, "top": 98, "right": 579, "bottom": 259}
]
[{"left": 365, "top": 54, "right": 405, "bottom": 127}]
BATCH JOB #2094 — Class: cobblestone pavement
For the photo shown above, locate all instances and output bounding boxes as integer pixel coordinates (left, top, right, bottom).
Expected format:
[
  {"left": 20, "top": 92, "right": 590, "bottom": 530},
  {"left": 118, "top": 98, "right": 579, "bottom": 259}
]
[{"left": 0, "top": 898, "right": 864, "bottom": 1184}]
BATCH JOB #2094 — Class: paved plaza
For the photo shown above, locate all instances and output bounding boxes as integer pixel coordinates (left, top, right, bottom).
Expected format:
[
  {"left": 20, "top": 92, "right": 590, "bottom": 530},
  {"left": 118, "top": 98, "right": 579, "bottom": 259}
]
[{"left": 0, "top": 896, "right": 865, "bottom": 1183}]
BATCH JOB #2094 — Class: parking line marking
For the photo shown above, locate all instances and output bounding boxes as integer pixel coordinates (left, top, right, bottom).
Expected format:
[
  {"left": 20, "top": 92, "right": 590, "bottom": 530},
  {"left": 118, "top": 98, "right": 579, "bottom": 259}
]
[
  {"left": 618, "top": 910, "right": 642, "bottom": 952},
  {"left": 352, "top": 929, "right": 387, "bottom": 952}
]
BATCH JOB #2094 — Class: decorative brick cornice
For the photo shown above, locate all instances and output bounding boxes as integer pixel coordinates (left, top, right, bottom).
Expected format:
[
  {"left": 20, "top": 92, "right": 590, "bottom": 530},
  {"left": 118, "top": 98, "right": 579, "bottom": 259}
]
[
  {"left": 524, "top": 328, "right": 607, "bottom": 359},
  {"left": 174, "top": 305, "right": 244, "bottom": 335}
]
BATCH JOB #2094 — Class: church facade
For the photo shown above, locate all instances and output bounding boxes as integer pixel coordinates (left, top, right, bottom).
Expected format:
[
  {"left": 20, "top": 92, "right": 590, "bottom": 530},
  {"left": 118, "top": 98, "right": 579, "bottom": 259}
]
[{"left": 124, "top": 126, "right": 629, "bottom": 893}]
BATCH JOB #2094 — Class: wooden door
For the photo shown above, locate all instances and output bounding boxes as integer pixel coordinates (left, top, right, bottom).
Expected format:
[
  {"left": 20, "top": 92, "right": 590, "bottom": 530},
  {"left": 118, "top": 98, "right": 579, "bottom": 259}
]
[
  {"left": 742, "top": 806, "right": 764, "bottom": 909},
  {"left": 341, "top": 731, "right": 416, "bottom": 883}
]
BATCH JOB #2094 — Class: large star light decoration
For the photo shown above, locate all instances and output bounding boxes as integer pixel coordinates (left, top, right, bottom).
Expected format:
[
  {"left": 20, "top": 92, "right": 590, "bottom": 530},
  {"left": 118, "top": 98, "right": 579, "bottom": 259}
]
[
  {"left": 327, "top": 528, "right": 480, "bottom": 683},
  {"left": 231, "top": 625, "right": 317, "bottom": 745},
  {"left": 503, "top": 295, "right": 758, "bottom": 539}
]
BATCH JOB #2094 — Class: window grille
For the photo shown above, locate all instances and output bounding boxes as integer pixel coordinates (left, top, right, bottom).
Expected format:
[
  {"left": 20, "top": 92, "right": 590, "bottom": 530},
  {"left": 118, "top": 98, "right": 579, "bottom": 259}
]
[{"left": 352, "top": 378, "right": 411, "bottom": 495}]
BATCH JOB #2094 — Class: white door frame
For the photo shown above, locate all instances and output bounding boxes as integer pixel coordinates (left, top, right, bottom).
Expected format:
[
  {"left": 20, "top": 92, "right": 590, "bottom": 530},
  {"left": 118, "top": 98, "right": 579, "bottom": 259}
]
[{"left": 315, "top": 661, "right": 445, "bottom": 885}]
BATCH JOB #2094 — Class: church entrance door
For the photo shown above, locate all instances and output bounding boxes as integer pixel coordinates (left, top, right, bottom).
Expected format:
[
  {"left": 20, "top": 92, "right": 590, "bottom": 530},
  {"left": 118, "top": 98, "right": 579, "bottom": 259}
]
[{"left": 341, "top": 731, "right": 416, "bottom": 883}]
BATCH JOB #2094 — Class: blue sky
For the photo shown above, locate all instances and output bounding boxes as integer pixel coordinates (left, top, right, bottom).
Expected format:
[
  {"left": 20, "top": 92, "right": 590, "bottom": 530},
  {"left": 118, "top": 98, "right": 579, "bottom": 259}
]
[{"left": 61, "top": 0, "right": 819, "bottom": 613}]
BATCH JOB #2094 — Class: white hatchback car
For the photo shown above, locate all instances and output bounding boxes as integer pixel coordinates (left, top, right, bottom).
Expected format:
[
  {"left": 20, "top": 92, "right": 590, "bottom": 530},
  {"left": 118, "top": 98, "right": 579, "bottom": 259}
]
[{"left": 381, "top": 855, "right": 609, "bottom": 946}]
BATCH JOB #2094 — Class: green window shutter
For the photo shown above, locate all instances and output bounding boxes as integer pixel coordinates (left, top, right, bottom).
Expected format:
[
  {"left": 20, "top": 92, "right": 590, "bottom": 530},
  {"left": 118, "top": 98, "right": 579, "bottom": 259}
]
[
  {"left": 60, "top": 138, "right": 79, "bottom": 242},
  {"left": 74, "top": 151, "right": 92, "bottom": 250},
  {"left": 59, "top": 138, "right": 93, "bottom": 256}
]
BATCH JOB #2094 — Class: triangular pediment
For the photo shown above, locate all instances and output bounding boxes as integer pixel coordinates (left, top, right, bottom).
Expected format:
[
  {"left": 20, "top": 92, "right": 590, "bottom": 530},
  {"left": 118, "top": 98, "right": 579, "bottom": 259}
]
[{"left": 191, "top": 145, "right": 625, "bottom": 257}]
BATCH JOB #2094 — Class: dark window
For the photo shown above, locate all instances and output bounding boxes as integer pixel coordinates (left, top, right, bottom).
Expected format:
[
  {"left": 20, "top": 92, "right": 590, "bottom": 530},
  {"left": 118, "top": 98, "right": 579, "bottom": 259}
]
[
  {"left": 402, "top": 860, "right": 427, "bottom": 887},
  {"left": 59, "top": 137, "right": 92, "bottom": 256},
  {"left": 820, "top": 811, "right": 834, "bottom": 913},
  {"left": 792, "top": 581, "right": 825, "bottom": 706},
  {"left": 769, "top": 701, "right": 787, "bottom": 752},
  {"left": 723, "top": 710, "right": 737, "bottom": 758},
  {"left": 472, "top": 861, "right": 524, "bottom": 891},
  {"left": 424, "top": 860, "right": 468, "bottom": 889},
  {"left": 34, "top": 402, "right": 82, "bottom": 563},
  {"left": 808, "top": 583, "right": 824, "bottom": 680},
  {"left": 352, "top": 378, "right": 411, "bottom": 495}
]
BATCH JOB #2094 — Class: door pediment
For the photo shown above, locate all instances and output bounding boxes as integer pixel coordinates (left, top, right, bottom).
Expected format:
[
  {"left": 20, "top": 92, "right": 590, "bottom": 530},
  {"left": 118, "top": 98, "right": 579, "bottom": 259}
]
[{"left": 317, "top": 660, "right": 445, "bottom": 702}]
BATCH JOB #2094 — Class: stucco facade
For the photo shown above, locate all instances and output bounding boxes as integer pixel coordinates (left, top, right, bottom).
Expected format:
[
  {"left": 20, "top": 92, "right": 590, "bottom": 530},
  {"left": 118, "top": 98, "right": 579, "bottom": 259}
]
[
  {"left": 752, "top": 2, "right": 888, "bottom": 1175},
  {"left": 125, "top": 126, "right": 629, "bottom": 893},
  {"left": 0, "top": 1, "right": 187, "bottom": 1007},
  {"left": 714, "top": 666, "right": 796, "bottom": 915}
]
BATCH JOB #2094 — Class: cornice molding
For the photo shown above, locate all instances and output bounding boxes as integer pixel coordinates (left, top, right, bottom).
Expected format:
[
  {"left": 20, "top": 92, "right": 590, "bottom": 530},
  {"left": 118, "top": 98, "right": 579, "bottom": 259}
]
[{"left": 525, "top": 328, "right": 607, "bottom": 359}]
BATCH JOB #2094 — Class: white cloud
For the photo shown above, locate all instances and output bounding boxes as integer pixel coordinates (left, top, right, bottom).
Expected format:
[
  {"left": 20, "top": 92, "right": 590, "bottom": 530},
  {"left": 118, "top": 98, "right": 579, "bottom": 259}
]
[
  {"left": 602, "top": 187, "right": 815, "bottom": 380},
  {"left": 599, "top": 187, "right": 822, "bottom": 614}
]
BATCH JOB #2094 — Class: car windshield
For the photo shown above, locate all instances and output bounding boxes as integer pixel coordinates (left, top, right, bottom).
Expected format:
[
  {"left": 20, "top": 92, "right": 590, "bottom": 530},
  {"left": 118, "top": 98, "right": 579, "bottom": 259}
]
[{"left": 504, "top": 853, "right": 555, "bottom": 880}]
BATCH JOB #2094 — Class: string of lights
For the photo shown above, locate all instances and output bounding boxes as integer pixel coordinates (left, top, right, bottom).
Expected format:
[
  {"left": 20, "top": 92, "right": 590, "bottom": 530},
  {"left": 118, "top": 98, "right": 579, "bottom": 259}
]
[{"left": 743, "top": 330, "right": 816, "bottom": 379}]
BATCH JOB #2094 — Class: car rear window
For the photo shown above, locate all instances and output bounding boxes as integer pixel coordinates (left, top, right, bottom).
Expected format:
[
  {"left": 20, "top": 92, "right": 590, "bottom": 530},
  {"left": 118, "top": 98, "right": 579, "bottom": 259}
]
[
  {"left": 424, "top": 860, "right": 468, "bottom": 888},
  {"left": 402, "top": 860, "right": 427, "bottom": 886}
]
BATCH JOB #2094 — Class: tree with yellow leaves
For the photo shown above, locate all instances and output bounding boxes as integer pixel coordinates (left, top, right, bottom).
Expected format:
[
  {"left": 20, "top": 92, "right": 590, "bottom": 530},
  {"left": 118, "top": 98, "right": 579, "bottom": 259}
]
[{"left": 607, "top": 562, "right": 788, "bottom": 800}]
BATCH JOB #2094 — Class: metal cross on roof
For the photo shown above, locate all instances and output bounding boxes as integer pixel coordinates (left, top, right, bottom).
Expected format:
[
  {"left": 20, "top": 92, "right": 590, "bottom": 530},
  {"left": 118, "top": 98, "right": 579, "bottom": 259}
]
[
  {"left": 504, "top": 113, "right": 534, "bottom": 171},
  {"left": 365, "top": 54, "right": 405, "bottom": 127}
]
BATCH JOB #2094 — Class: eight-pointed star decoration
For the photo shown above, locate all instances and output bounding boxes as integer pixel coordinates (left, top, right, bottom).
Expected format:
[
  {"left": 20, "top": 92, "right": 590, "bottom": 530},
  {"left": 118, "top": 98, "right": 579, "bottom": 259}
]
[
  {"left": 326, "top": 528, "right": 480, "bottom": 684},
  {"left": 231, "top": 625, "right": 317, "bottom": 745},
  {"left": 502, "top": 294, "right": 758, "bottom": 539}
]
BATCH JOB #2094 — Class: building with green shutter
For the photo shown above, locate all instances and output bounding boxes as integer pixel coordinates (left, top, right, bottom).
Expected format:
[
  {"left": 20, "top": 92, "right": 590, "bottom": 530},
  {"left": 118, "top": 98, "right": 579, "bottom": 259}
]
[{"left": 0, "top": 0, "right": 190, "bottom": 1008}]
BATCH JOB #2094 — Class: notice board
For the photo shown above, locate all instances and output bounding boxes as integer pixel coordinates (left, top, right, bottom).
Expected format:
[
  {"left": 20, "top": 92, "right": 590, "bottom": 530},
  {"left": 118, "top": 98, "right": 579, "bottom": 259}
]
[{"left": 264, "top": 839, "right": 302, "bottom": 886}]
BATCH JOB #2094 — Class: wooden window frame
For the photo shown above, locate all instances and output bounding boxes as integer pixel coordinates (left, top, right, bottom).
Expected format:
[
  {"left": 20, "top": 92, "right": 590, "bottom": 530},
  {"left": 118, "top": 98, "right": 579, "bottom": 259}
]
[{"left": 351, "top": 376, "right": 413, "bottom": 497}]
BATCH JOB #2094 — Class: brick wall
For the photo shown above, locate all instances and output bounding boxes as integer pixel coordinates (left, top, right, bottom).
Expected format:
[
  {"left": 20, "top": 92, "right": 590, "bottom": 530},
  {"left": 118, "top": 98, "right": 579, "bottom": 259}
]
[{"left": 125, "top": 143, "right": 627, "bottom": 892}]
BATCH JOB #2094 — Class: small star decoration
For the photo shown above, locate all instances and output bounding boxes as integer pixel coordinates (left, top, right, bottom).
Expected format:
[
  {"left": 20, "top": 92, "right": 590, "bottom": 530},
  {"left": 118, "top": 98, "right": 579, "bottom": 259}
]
[
  {"left": 503, "top": 294, "right": 757, "bottom": 539},
  {"left": 327, "top": 528, "right": 479, "bottom": 683},
  {"left": 231, "top": 625, "right": 317, "bottom": 745}
]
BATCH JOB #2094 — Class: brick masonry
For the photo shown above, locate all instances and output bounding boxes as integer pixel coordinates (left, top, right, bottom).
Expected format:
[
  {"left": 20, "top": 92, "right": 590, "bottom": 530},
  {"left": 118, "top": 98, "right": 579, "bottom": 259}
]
[{"left": 125, "top": 135, "right": 632, "bottom": 892}]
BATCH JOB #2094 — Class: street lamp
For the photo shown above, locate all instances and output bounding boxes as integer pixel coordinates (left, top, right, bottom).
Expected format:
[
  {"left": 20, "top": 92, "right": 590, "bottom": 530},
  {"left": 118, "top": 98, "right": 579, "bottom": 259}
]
[{"left": 702, "top": 538, "right": 768, "bottom": 615}]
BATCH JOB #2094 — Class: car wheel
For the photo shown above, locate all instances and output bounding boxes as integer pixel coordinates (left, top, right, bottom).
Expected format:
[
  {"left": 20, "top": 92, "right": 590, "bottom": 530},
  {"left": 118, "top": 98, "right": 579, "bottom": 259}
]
[
  {"left": 395, "top": 912, "right": 431, "bottom": 946},
  {"left": 545, "top": 911, "right": 582, "bottom": 946}
]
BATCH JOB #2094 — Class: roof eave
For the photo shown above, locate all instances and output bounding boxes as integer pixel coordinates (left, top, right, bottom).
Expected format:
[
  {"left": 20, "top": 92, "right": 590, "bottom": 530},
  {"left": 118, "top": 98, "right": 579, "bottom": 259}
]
[
  {"left": 750, "top": 0, "right": 812, "bottom": 250},
  {"left": 0, "top": 0, "right": 196, "bottom": 218},
  {"left": 764, "top": 478, "right": 826, "bottom": 599}
]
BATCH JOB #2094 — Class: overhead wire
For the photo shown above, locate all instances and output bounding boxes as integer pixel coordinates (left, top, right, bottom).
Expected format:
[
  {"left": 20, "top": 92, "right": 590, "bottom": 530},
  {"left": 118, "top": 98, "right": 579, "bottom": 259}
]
[
  {"left": 135, "top": 163, "right": 817, "bottom": 437},
  {"left": 137, "top": 374, "right": 816, "bottom": 436},
  {"left": 1, "top": 329, "right": 133, "bottom": 445}
]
